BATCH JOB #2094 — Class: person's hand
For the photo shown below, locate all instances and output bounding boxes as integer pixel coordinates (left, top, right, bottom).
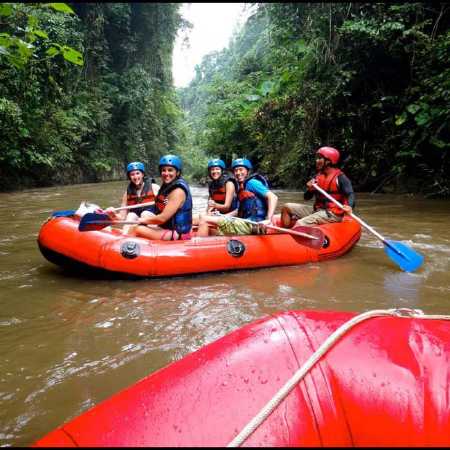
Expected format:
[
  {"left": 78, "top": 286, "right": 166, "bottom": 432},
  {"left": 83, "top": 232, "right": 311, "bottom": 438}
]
[
  {"left": 306, "top": 178, "right": 316, "bottom": 190},
  {"left": 208, "top": 199, "right": 216, "bottom": 208},
  {"left": 342, "top": 205, "right": 352, "bottom": 215},
  {"left": 104, "top": 207, "right": 118, "bottom": 219}
]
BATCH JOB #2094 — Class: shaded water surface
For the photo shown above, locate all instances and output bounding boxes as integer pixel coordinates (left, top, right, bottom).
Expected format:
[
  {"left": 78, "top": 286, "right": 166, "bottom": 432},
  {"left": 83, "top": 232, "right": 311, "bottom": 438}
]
[{"left": 0, "top": 181, "right": 449, "bottom": 445}]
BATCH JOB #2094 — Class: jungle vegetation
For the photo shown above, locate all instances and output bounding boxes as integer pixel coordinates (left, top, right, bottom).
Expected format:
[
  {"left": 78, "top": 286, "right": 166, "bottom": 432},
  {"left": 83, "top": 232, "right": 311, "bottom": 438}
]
[
  {"left": 0, "top": 2, "right": 186, "bottom": 189},
  {"left": 1, "top": 3, "right": 449, "bottom": 197},
  {"left": 179, "top": 2, "right": 450, "bottom": 197}
]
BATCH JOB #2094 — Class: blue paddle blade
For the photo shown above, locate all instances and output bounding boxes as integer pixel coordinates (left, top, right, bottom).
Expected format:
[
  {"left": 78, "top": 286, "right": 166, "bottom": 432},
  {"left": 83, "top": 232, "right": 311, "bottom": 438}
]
[
  {"left": 52, "top": 209, "right": 76, "bottom": 217},
  {"left": 79, "top": 212, "right": 111, "bottom": 231},
  {"left": 383, "top": 240, "right": 424, "bottom": 272}
]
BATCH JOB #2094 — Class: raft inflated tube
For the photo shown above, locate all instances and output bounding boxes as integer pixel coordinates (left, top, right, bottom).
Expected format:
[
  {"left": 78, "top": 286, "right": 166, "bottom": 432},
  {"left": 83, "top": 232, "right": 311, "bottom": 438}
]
[
  {"left": 34, "top": 309, "right": 450, "bottom": 447},
  {"left": 37, "top": 215, "right": 361, "bottom": 277}
]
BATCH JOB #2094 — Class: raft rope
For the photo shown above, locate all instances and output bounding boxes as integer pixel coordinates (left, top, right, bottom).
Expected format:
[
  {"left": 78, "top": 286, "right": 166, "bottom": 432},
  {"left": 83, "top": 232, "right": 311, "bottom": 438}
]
[{"left": 227, "top": 307, "right": 450, "bottom": 447}]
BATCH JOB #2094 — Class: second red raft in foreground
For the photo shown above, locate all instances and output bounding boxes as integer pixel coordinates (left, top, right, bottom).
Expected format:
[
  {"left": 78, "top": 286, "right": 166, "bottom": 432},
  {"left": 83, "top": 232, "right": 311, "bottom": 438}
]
[{"left": 34, "top": 309, "right": 450, "bottom": 447}]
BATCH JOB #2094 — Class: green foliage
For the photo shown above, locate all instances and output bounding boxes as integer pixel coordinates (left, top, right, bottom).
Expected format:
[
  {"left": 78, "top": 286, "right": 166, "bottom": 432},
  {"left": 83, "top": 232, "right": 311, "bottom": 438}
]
[
  {"left": 0, "top": 3, "right": 185, "bottom": 189},
  {"left": 179, "top": 2, "right": 450, "bottom": 196},
  {"left": 0, "top": 3, "right": 83, "bottom": 68}
]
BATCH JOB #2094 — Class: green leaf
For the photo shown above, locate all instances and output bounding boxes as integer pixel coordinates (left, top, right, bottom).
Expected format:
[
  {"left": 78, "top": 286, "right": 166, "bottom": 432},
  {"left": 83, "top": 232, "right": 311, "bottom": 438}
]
[
  {"left": 61, "top": 46, "right": 83, "bottom": 65},
  {"left": 415, "top": 112, "right": 430, "bottom": 126},
  {"left": 46, "top": 46, "right": 60, "bottom": 56},
  {"left": 430, "top": 137, "right": 447, "bottom": 149},
  {"left": 245, "top": 94, "right": 260, "bottom": 102},
  {"left": 33, "top": 30, "right": 49, "bottom": 39},
  {"left": 395, "top": 113, "right": 407, "bottom": 126},
  {"left": 0, "top": 4, "right": 12, "bottom": 16},
  {"left": 0, "top": 45, "right": 9, "bottom": 56},
  {"left": 42, "top": 3, "right": 75, "bottom": 14},
  {"left": 406, "top": 104, "right": 420, "bottom": 115}
]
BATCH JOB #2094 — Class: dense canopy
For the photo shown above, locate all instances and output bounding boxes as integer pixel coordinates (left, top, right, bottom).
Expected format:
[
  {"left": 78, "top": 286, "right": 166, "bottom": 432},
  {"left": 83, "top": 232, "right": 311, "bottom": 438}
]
[{"left": 1, "top": 3, "right": 449, "bottom": 197}]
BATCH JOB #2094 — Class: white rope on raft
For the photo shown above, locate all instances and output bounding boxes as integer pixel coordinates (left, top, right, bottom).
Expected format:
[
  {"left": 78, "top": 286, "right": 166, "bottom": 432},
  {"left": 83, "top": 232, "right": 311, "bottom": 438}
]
[{"left": 227, "top": 308, "right": 450, "bottom": 447}]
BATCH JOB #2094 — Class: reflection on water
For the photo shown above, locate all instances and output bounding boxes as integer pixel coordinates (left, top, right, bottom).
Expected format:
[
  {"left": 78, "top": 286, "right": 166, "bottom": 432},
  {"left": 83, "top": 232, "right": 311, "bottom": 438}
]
[{"left": 0, "top": 181, "right": 449, "bottom": 445}]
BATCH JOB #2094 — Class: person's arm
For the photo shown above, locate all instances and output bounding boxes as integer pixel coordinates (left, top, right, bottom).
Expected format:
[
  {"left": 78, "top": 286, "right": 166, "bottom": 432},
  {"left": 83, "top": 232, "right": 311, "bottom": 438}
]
[
  {"left": 264, "top": 191, "right": 278, "bottom": 223},
  {"left": 304, "top": 178, "right": 315, "bottom": 201},
  {"left": 211, "top": 180, "right": 236, "bottom": 213},
  {"left": 139, "top": 188, "right": 186, "bottom": 225},
  {"left": 105, "top": 192, "right": 127, "bottom": 220},
  {"left": 338, "top": 174, "right": 355, "bottom": 213}
]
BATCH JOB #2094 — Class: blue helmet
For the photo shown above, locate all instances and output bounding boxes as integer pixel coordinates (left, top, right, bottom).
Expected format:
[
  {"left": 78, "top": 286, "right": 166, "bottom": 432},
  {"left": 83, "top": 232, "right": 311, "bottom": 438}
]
[
  {"left": 207, "top": 158, "right": 226, "bottom": 170},
  {"left": 159, "top": 154, "right": 182, "bottom": 172},
  {"left": 231, "top": 158, "right": 252, "bottom": 170},
  {"left": 127, "top": 161, "right": 145, "bottom": 174}
]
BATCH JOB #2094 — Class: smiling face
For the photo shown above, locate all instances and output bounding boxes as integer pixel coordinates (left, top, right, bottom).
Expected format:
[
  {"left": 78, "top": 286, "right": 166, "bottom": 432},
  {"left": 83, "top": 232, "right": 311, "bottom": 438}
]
[
  {"left": 160, "top": 165, "right": 179, "bottom": 184},
  {"left": 209, "top": 166, "right": 223, "bottom": 180},
  {"left": 233, "top": 166, "right": 249, "bottom": 183},
  {"left": 129, "top": 169, "right": 144, "bottom": 187}
]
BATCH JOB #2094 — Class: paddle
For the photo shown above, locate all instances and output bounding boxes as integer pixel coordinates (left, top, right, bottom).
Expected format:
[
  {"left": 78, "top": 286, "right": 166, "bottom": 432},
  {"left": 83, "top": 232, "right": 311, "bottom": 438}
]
[
  {"left": 79, "top": 212, "right": 140, "bottom": 232},
  {"left": 79, "top": 212, "right": 325, "bottom": 249},
  {"left": 312, "top": 182, "right": 424, "bottom": 272},
  {"left": 52, "top": 201, "right": 155, "bottom": 218},
  {"left": 227, "top": 216, "right": 325, "bottom": 250}
]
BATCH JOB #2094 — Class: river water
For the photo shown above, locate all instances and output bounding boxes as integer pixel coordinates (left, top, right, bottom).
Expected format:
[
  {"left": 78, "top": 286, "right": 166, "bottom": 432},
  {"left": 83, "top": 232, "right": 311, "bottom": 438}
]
[{"left": 0, "top": 180, "right": 449, "bottom": 446}]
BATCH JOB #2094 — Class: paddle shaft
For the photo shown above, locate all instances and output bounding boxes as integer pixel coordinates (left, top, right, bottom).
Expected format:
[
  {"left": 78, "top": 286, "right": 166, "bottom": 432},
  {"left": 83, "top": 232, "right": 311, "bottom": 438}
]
[
  {"left": 311, "top": 182, "right": 402, "bottom": 254},
  {"left": 230, "top": 216, "right": 319, "bottom": 240},
  {"left": 86, "top": 220, "right": 141, "bottom": 225},
  {"left": 111, "top": 201, "right": 155, "bottom": 213}
]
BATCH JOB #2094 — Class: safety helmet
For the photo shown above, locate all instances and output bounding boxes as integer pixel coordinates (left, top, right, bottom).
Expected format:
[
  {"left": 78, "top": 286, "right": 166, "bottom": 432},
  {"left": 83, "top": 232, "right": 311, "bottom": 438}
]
[
  {"left": 316, "top": 147, "right": 340, "bottom": 165},
  {"left": 159, "top": 154, "right": 182, "bottom": 172},
  {"left": 231, "top": 158, "right": 252, "bottom": 170},
  {"left": 207, "top": 158, "right": 226, "bottom": 170},
  {"left": 126, "top": 161, "right": 145, "bottom": 175}
]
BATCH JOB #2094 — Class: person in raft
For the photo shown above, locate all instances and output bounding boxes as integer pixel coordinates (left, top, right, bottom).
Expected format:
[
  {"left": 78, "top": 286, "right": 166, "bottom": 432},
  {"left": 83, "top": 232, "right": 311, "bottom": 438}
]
[
  {"left": 197, "top": 157, "right": 278, "bottom": 236},
  {"left": 125, "top": 154, "right": 193, "bottom": 240},
  {"left": 105, "top": 161, "right": 160, "bottom": 234},
  {"left": 192, "top": 158, "right": 239, "bottom": 226},
  {"left": 280, "top": 146, "right": 354, "bottom": 228}
]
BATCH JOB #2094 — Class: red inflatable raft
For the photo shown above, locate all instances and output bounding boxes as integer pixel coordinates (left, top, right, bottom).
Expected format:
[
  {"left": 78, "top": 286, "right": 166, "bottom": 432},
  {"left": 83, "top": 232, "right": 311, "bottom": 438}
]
[
  {"left": 37, "top": 215, "right": 361, "bottom": 277},
  {"left": 33, "top": 309, "right": 449, "bottom": 447}
]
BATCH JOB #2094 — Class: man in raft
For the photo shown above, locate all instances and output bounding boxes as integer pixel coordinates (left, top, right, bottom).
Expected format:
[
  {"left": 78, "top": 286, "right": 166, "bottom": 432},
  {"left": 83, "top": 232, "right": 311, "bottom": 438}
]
[
  {"left": 126, "top": 154, "right": 193, "bottom": 240},
  {"left": 197, "top": 157, "right": 278, "bottom": 236},
  {"left": 280, "top": 146, "right": 354, "bottom": 228}
]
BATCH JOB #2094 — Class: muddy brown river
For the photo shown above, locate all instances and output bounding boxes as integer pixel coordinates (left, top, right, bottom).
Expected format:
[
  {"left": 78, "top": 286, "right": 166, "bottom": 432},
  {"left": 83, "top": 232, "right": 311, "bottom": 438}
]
[{"left": 0, "top": 181, "right": 449, "bottom": 446}]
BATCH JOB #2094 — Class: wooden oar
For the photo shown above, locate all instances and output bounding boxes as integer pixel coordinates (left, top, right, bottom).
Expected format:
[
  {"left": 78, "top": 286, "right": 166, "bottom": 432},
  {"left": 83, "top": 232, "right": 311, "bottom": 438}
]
[
  {"left": 227, "top": 216, "right": 325, "bottom": 250},
  {"left": 52, "top": 201, "right": 155, "bottom": 218},
  {"left": 312, "top": 182, "right": 424, "bottom": 272}
]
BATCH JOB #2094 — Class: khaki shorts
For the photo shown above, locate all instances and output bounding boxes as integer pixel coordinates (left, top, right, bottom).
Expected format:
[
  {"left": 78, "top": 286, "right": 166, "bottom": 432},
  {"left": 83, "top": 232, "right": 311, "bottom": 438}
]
[
  {"left": 284, "top": 202, "right": 342, "bottom": 226},
  {"left": 216, "top": 218, "right": 266, "bottom": 236}
]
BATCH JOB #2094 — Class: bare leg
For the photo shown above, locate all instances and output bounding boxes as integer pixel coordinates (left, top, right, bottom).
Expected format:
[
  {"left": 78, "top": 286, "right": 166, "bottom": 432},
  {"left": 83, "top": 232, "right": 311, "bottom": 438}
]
[
  {"left": 197, "top": 214, "right": 223, "bottom": 237},
  {"left": 281, "top": 205, "right": 296, "bottom": 228},
  {"left": 122, "top": 212, "right": 139, "bottom": 235}
]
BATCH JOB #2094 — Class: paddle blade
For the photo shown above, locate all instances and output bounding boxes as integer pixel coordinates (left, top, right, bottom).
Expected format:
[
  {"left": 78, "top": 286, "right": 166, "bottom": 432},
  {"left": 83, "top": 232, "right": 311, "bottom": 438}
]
[
  {"left": 79, "top": 212, "right": 112, "bottom": 232},
  {"left": 384, "top": 240, "right": 424, "bottom": 272},
  {"left": 52, "top": 209, "right": 76, "bottom": 217},
  {"left": 291, "top": 225, "right": 325, "bottom": 250}
]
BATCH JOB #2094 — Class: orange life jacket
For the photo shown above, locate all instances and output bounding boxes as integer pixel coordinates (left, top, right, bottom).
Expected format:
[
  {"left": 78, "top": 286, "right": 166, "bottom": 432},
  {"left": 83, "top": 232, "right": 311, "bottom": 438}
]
[
  {"left": 314, "top": 168, "right": 348, "bottom": 216},
  {"left": 126, "top": 180, "right": 155, "bottom": 206},
  {"left": 208, "top": 175, "right": 238, "bottom": 211}
]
